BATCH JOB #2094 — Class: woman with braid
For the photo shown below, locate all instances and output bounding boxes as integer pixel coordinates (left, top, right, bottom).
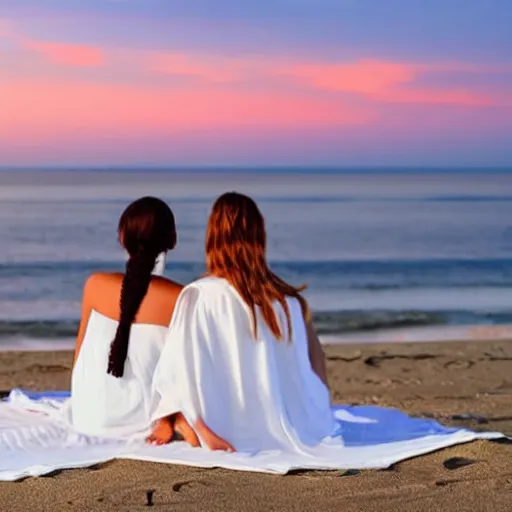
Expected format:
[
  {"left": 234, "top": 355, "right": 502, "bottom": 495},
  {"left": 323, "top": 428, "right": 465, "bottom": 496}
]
[{"left": 63, "top": 196, "right": 200, "bottom": 443}]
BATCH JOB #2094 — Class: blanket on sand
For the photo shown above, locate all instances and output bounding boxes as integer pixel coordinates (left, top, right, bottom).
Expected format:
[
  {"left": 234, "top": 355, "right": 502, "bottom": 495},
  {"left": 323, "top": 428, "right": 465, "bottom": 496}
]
[{"left": 0, "top": 389, "right": 502, "bottom": 481}]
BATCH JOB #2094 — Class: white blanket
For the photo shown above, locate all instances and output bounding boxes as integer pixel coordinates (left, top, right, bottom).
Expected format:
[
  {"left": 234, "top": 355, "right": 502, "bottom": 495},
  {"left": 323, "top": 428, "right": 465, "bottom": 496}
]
[{"left": 0, "top": 390, "right": 501, "bottom": 481}]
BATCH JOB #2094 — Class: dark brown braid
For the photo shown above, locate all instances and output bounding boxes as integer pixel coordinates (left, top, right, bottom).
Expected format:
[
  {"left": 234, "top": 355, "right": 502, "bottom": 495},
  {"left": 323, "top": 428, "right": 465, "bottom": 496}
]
[
  {"left": 107, "top": 197, "right": 176, "bottom": 378},
  {"left": 107, "top": 249, "right": 157, "bottom": 377}
]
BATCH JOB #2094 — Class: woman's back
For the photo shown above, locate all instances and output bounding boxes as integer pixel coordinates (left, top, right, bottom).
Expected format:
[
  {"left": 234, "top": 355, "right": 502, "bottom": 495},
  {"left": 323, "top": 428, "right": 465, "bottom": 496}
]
[
  {"left": 153, "top": 276, "right": 335, "bottom": 452},
  {"left": 70, "top": 310, "right": 167, "bottom": 438},
  {"left": 66, "top": 272, "right": 182, "bottom": 439}
]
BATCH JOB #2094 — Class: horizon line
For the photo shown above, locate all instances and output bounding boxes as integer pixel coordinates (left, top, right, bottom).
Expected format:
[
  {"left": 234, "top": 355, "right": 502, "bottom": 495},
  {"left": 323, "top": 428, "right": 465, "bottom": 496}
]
[{"left": 1, "top": 165, "right": 512, "bottom": 173}]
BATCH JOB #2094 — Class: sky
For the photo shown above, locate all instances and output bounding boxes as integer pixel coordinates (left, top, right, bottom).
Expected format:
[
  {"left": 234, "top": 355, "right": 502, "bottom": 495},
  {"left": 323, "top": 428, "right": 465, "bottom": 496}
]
[{"left": 0, "top": 0, "right": 511, "bottom": 168}]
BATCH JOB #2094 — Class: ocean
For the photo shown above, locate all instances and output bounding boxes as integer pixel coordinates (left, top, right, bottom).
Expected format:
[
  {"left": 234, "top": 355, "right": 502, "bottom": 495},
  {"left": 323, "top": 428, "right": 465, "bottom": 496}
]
[{"left": 0, "top": 169, "right": 511, "bottom": 350}]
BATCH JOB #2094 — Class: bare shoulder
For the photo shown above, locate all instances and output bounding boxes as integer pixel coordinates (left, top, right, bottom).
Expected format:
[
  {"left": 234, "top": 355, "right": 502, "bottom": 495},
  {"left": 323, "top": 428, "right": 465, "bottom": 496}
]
[
  {"left": 83, "top": 272, "right": 122, "bottom": 297},
  {"left": 138, "top": 276, "right": 184, "bottom": 326},
  {"left": 83, "top": 272, "right": 183, "bottom": 326},
  {"left": 149, "top": 275, "right": 183, "bottom": 293},
  {"left": 85, "top": 273, "right": 181, "bottom": 294},
  {"left": 81, "top": 273, "right": 122, "bottom": 317}
]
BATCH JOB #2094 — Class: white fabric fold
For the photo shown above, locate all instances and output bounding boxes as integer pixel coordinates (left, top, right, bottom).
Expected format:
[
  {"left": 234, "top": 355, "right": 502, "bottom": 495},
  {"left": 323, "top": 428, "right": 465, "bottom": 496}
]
[
  {"left": 61, "top": 309, "right": 168, "bottom": 440},
  {"left": 151, "top": 277, "right": 336, "bottom": 453}
]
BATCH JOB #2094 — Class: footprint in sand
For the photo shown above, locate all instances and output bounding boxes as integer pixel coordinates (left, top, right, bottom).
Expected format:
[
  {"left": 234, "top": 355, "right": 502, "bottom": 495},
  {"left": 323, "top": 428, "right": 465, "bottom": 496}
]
[
  {"left": 171, "top": 480, "right": 211, "bottom": 493},
  {"left": 443, "top": 457, "right": 478, "bottom": 470}
]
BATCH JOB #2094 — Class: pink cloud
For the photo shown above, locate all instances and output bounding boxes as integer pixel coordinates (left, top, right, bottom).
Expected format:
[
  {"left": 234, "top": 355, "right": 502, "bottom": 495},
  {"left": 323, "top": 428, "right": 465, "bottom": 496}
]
[
  {"left": 286, "top": 59, "right": 416, "bottom": 95},
  {"left": 0, "top": 79, "right": 371, "bottom": 145},
  {"left": 0, "top": 17, "right": 505, "bottom": 109},
  {"left": 377, "top": 87, "right": 493, "bottom": 106},
  {"left": 1, "top": 20, "right": 104, "bottom": 68},
  {"left": 147, "top": 54, "right": 416, "bottom": 93},
  {"left": 22, "top": 40, "right": 105, "bottom": 67},
  {"left": 284, "top": 59, "right": 494, "bottom": 106},
  {"left": 149, "top": 53, "right": 243, "bottom": 83},
  {"left": 145, "top": 53, "right": 495, "bottom": 107}
]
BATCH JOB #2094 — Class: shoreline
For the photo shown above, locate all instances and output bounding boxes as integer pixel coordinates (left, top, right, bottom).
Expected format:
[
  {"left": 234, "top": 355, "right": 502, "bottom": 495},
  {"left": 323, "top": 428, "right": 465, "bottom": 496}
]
[
  {"left": 1, "top": 323, "right": 512, "bottom": 352},
  {"left": 323, "top": 324, "right": 512, "bottom": 344}
]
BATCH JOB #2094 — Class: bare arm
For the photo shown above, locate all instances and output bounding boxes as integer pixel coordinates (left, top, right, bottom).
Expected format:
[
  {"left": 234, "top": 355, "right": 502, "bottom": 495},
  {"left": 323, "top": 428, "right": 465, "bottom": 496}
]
[
  {"left": 306, "top": 319, "right": 329, "bottom": 389},
  {"left": 72, "top": 275, "right": 95, "bottom": 367}
]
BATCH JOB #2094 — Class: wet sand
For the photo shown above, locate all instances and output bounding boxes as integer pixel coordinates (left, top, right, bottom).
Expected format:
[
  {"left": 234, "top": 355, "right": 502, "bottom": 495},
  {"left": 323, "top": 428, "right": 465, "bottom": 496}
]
[{"left": 1, "top": 340, "right": 512, "bottom": 512}]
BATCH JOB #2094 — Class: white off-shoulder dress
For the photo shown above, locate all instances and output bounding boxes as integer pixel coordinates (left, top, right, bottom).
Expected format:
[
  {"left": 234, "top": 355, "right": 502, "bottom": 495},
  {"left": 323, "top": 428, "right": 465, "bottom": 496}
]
[{"left": 61, "top": 310, "right": 167, "bottom": 440}]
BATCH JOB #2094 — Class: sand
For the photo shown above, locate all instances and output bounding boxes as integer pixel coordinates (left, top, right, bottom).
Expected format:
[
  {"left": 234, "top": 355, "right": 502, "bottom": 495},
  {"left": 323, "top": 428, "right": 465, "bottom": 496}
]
[{"left": 1, "top": 340, "right": 511, "bottom": 512}]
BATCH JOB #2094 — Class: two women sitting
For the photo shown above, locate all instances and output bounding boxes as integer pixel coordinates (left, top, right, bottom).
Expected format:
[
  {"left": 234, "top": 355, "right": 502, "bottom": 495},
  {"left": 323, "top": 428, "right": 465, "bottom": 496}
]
[{"left": 66, "top": 192, "right": 332, "bottom": 453}]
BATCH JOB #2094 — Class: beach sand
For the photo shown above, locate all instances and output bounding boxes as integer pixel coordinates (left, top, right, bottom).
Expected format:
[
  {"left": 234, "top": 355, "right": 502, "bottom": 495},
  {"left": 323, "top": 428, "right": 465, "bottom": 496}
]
[{"left": 1, "top": 340, "right": 512, "bottom": 511}]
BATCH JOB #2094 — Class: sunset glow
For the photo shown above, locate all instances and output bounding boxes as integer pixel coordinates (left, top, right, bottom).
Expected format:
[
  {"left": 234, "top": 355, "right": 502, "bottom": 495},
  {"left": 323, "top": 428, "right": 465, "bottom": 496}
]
[{"left": 0, "top": 1, "right": 510, "bottom": 166}]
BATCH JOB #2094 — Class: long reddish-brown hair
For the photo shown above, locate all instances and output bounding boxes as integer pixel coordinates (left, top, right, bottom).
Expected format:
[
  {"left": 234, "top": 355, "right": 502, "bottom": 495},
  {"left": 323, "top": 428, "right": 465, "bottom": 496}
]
[{"left": 206, "top": 191, "right": 309, "bottom": 341}]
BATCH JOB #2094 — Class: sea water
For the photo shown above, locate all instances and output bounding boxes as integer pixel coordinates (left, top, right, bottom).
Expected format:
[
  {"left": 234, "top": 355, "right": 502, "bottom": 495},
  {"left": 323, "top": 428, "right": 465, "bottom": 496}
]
[{"left": 0, "top": 169, "right": 511, "bottom": 349}]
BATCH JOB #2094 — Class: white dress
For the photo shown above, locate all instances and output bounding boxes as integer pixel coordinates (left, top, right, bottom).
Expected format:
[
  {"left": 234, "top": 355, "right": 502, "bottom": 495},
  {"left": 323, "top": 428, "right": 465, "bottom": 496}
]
[
  {"left": 62, "top": 309, "right": 167, "bottom": 439},
  {"left": 152, "top": 276, "right": 338, "bottom": 453}
]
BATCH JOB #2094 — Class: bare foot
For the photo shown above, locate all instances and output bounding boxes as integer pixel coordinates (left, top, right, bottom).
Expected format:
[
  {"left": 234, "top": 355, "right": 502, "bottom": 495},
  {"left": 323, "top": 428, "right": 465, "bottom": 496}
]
[
  {"left": 146, "top": 417, "right": 174, "bottom": 445},
  {"left": 146, "top": 414, "right": 233, "bottom": 452},
  {"left": 194, "top": 418, "right": 236, "bottom": 452},
  {"left": 174, "top": 413, "right": 201, "bottom": 448}
]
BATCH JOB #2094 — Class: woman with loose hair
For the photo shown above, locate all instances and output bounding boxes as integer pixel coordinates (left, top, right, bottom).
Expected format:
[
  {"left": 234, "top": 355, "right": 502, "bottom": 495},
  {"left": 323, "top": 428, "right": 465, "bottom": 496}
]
[
  {"left": 149, "top": 192, "right": 333, "bottom": 453},
  {"left": 63, "top": 196, "right": 197, "bottom": 443}
]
